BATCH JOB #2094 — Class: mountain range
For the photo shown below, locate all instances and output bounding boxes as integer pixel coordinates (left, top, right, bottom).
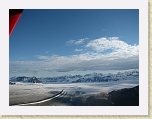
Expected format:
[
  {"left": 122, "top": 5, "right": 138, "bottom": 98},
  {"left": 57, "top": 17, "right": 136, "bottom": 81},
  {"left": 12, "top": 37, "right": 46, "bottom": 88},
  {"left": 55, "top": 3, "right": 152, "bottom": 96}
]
[{"left": 9, "top": 70, "right": 139, "bottom": 84}]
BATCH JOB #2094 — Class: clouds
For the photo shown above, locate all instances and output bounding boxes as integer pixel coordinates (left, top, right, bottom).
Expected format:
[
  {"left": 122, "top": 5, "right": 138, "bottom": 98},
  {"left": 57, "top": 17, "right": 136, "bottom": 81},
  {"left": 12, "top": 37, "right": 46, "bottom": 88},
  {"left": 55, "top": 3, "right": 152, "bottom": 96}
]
[
  {"left": 85, "top": 37, "right": 139, "bottom": 59},
  {"left": 10, "top": 37, "right": 139, "bottom": 75},
  {"left": 75, "top": 49, "right": 83, "bottom": 52},
  {"left": 66, "top": 40, "right": 75, "bottom": 44},
  {"left": 86, "top": 37, "right": 138, "bottom": 53},
  {"left": 66, "top": 38, "right": 88, "bottom": 45},
  {"left": 86, "top": 37, "right": 122, "bottom": 52},
  {"left": 74, "top": 39, "right": 85, "bottom": 45}
]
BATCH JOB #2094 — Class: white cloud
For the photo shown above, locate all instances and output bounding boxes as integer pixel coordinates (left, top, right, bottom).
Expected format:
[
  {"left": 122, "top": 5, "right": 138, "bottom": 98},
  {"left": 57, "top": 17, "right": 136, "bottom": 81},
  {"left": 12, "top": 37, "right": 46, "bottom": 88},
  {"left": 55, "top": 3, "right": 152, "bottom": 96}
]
[
  {"left": 75, "top": 49, "right": 83, "bottom": 52},
  {"left": 37, "top": 55, "right": 48, "bottom": 60},
  {"left": 10, "top": 37, "right": 139, "bottom": 75},
  {"left": 86, "top": 37, "right": 138, "bottom": 56},
  {"left": 75, "top": 39, "right": 85, "bottom": 45},
  {"left": 66, "top": 40, "right": 75, "bottom": 45},
  {"left": 66, "top": 38, "right": 88, "bottom": 45},
  {"left": 86, "top": 37, "right": 125, "bottom": 52}
]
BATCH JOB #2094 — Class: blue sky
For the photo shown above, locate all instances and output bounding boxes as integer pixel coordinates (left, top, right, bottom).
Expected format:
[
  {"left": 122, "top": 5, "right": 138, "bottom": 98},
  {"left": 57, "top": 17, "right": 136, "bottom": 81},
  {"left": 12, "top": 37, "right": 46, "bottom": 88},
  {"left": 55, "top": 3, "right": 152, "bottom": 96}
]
[{"left": 9, "top": 9, "right": 139, "bottom": 77}]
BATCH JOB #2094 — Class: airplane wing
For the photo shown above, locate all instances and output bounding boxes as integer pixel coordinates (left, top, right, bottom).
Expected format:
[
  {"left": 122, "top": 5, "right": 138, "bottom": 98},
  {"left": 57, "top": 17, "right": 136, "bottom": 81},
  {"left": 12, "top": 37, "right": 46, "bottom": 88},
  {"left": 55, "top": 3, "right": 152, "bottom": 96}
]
[{"left": 9, "top": 9, "right": 23, "bottom": 36}]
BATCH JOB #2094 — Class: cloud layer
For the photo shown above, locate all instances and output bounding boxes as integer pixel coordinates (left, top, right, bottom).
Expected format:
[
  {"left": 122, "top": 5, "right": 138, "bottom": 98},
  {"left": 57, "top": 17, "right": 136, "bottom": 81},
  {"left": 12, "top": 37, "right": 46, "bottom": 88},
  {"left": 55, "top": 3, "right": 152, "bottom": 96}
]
[{"left": 10, "top": 37, "right": 139, "bottom": 75}]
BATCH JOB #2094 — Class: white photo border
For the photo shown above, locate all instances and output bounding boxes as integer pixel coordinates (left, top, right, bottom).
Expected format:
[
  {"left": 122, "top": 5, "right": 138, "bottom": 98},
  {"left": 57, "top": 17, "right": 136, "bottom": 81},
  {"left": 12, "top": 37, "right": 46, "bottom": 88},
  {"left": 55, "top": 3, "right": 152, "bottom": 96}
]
[{"left": 0, "top": 0, "right": 148, "bottom": 115}]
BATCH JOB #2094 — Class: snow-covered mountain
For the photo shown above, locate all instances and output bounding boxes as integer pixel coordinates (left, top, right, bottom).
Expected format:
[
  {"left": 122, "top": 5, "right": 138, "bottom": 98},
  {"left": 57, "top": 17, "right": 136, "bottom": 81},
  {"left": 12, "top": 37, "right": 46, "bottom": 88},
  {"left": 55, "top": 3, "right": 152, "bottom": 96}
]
[
  {"left": 71, "top": 70, "right": 139, "bottom": 83},
  {"left": 10, "top": 76, "right": 42, "bottom": 83},
  {"left": 9, "top": 70, "right": 139, "bottom": 84}
]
